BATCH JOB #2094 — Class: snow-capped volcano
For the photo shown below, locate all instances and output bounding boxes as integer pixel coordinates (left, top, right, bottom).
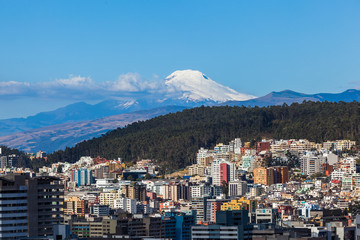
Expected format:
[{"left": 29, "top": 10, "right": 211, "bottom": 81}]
[{"left": 165, "top": 70, "right": 255, "bottom": 102}]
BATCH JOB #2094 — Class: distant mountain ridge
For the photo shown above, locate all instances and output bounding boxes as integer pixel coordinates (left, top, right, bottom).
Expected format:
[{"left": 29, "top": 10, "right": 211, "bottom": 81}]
[
  {"left": 0, "top": 106, "right": 186, "bottom": 152},
  {"left": 221, "top": 89, "right": 360, "bottom": 107}
]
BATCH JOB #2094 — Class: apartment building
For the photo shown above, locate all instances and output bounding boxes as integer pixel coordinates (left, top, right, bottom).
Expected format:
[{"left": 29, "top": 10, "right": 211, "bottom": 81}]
[{"left": 0, "top": 174, "right": 64, "bottom": 239}]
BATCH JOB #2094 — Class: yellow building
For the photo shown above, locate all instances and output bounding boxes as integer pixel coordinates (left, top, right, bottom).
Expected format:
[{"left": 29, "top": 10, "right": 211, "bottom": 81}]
[
  {"left": 253, "top": 167, "right": 274, "bottom": 186},
  {"left": 64, "top": 196, "right": 88, "bottom": 217},
  {"left": 106, "top": 161, "right": 126, "bottom": 171},
  {"left": 220, "top": 197, "right": 257, "bottom": 213},
  {"left": 99, "top": 191, "right": 122, "bottom": 208},
  {"left": 336, "top": 140, "right": 356, "bottom": 151}
]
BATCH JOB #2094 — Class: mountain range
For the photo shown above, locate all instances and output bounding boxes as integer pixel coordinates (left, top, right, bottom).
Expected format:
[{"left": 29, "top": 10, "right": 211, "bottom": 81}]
[
  {"left": 1, "top": 69, "right": 360, "bottom": 153},
  {"left": 222, "top": 89, "right": 360, "bottom": 107}
]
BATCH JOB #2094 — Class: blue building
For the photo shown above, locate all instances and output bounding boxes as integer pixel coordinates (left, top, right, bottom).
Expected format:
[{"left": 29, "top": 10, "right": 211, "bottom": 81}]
[
  {"left": 164, "top": 211, "right": 195, "bottom": 240},
  {"left": 72, "top": 169, "right": 93, "bottom": 186}
]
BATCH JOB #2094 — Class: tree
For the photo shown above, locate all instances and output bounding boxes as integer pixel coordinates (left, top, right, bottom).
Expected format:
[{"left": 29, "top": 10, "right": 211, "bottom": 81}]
[{"left": 57, "top": 165, "right": 63, "bottom": 173}]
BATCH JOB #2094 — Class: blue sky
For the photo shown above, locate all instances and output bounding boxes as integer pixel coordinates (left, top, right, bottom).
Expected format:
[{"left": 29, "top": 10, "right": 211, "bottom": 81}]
[{"left": 0, "top": 1, "right": 360, "bottom": 118}]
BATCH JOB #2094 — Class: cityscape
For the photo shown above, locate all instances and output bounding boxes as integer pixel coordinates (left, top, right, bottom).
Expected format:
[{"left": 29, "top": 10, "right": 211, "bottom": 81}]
[
  {"left": 0, "top": 137, "right": 359, "bottom": 239},
  {"left": 1, "top": 1, "right": 360, "bottom": 240}
]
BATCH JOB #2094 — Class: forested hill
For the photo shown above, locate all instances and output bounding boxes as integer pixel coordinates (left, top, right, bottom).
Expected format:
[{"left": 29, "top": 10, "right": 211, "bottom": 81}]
[{"left": 48, "top": 101, "right": 360, "bottom": 170}]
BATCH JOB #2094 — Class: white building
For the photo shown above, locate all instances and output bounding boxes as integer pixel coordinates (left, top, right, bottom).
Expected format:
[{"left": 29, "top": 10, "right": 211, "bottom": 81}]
[
  {"left": 197, "top": 148, "right": 210, "bottom": 165},
  {"left": 99, "top": 190, "right": 123, "bottom": 208},
  {"left": 210, "top": 159, "right": 235, "bottom": 186},
  {"left": 114, "top": 197, "right": 137, "bottom": 214},
  {"left": 190, "top": 184, "right": 212, "bottom": 198},
  {"left": 300, "top": 152, "right": 326, "bottom": 176}
]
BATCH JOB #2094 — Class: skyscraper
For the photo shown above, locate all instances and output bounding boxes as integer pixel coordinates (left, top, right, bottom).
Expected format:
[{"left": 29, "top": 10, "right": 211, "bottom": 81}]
[
  {"left": 211, "top": 159, "right": 235, "bottom": 186},
  {"left": 0, "top": 174, "right": 64, "bottom": 238}
]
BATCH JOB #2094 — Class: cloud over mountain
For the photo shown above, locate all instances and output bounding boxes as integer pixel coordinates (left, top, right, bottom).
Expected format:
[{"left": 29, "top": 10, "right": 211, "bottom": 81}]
[{"left": 0, "top": 70, "right": 253, "bottom": 102}]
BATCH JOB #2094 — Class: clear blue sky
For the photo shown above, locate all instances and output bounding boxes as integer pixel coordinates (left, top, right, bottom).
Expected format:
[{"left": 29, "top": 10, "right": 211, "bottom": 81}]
[{"left": 0, "top": 1, "right": 360, "bottom": 118}]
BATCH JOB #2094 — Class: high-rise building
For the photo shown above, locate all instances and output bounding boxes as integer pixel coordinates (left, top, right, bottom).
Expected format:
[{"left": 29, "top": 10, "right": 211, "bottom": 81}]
[
  {"left": 71, "top": 169, "right": 93, "bottom": 186},
  {"left": 27, "top": 176, "right": 64, "bottom": 237},
  {"left": 191, "top": 196, "right": 209, "bottom": 224},
  {"left": 301, "top": 152, "right": 325, "bottom": 176},
  {"left": 273, "top": 166, "right": 289, "bottom": 183},
  {"left": 122, "top": 183, "right": 147, "bottom": 201},
  {"left": 0, "top": 175, "right": 28, "bottom": 239},
  {"left": 71, "top": 218, "right": 117, "bottom": 238},
  {"left": 228, "top": 180, "right": 248, "bottom": 197},
  {"left": 211, "top": 159, "right": 235, "bottom": 186},
  {"left": 7, "top": 154, "right": 17, "bottom": 167},
  {"left": 253, "top": 167, "right": 275, "bottom": 186},
  {"left": 233, "top": 138, "right": 242, "bottom": 154},
  {"left": 100, "top": 190, "right": 122, "bottom": 208},
  {"left": 192, "top": 225, "right": 243, "bottom": 240},
  {"left": 253, "top": 166, "right": 288, "bottom": 186},
  {"left": 114, "top": 197, "right": 137, "bottom": 214},
  {"left": 0, "top": 156, "right": 8, "bottom": 169},
  {"left": 0, "top": 174, "right": 64, "bottom": 239},
  {"left": 64, "top": 196, "right": 89, "bottom": 217},
  {"left": 206, "top": 199, "right": 229, "bottom": 223}
]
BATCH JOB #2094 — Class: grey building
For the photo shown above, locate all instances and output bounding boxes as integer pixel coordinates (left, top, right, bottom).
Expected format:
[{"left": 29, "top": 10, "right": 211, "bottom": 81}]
[{"left": 0, "top": 174, "right": 64, "bottom": 239}]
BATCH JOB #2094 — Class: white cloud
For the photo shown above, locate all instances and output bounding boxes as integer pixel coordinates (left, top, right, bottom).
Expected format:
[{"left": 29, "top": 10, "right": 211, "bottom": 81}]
[
  {"left": 0, "top": 81, "right": 31, "bottom": 95},
  {"left": 0, "top": 73, "right": 166, "bottom": 100},
  {"left": 53, "top": 75, "right": 95, "bottom": 88},
  {"left": 110, "top": 73, "right": 143, "bottom": 92}
]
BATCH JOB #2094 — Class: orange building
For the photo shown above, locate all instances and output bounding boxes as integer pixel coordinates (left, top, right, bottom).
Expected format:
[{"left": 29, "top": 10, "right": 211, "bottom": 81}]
[
  {"left": 254, "top": 166, "right": 289, "bottom": 185},
  {"left": 254, "top": 167, "right": 274, "bottom": 186}
]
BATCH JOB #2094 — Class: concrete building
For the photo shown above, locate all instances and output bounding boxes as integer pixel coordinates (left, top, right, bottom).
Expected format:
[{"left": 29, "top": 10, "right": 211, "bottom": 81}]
[
  {"left": 211, "top": 159, "right": 235, "bottom": 186},
  {"left": 221, "top": 197, "right": 257, "bottom": 213},
  {"left": 0, "top": 174, "right": 64, "bottom": 238},
  {"left": 90, "top": 204, "right": 110, "bottom": 216},
  {"left": 71, "top": 169, "right": 93, "bottom": 186},
  {"left": 191, "top": 196, "right": 209, "bottom": 224},
  {"left": 228, "top": 180, "right": 247, "bottom": 197},
  {"left": 114, "top": 197, "right": 137, "bottom": 214},
  {"left": 255, "top": 208, "right": 275, "bottom": 224},
  {"left": 192, "top": 225, "right": 243, "bottom": 240},
  {"left": 65, "top": 196, "right": 89, "bottom": 217},
  {"left": 254, "top": 167, "right": 275, "bottom": 186},
  {"left": 0, "top": 175, "right": 28, "bottom": 239},
  {"left": 189, "top": 164, "right": 207, "bottom": 176},
  {"left": 197, "top": 148, "right": 210, "bottom": 165},
  {"left": 164, "top": 211, "right": 195, "bottom": 240},
  {"left": 122, "top": 183, "right": 147, "bottom": 201},
  {"left": 99, "top": 190, "right": 122, "bottom": 208},
  {"left": 301, "top": 152, "right": 326, "bottom": 176},
  {"left": 71, "top": 218, "right": 116, "bottom": 238}
]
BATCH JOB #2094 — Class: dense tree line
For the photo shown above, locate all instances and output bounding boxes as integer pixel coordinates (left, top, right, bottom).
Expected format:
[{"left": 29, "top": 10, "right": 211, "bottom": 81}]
[
  {"left": 0, "top": 145, "right": 34, "bottom": 169},
  {"left": 45, "top": 101, "right": 360, "bottom": 170}
]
